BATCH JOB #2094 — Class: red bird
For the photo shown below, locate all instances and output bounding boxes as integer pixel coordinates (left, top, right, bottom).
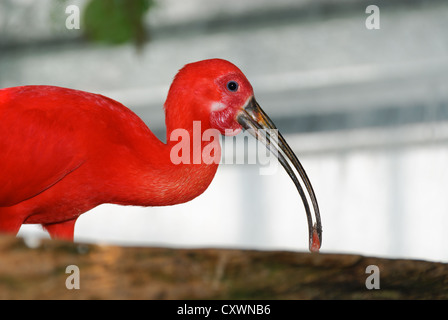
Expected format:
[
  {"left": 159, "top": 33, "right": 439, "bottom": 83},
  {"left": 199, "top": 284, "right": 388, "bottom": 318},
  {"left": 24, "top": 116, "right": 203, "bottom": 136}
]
[{"left": 0, "top": 59, "right": 322, "bottom": 252}]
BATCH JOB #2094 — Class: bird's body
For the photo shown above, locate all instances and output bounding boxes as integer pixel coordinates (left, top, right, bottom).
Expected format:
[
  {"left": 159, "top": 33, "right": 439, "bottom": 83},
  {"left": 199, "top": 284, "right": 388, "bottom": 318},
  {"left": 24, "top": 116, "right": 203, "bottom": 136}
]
[
  {"left": 0, "top": 85, "right": 218, "bottom": 239},
  {"left": 0, "top": 59, "right": 322, "bottom": 251}
]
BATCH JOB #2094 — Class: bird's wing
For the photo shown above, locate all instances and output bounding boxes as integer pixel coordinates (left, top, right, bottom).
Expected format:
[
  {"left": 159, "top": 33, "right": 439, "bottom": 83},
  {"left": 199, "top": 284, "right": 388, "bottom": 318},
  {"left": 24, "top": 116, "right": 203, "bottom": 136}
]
[{"left": 0, "top": 87, "right": 85, "bottom": 207}]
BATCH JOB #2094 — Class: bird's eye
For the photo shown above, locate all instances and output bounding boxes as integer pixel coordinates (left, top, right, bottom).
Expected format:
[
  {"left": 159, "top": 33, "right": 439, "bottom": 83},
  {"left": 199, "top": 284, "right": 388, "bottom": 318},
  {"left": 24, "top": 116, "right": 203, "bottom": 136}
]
[{"left": 226, "top": 81, "right": 239, "bottom": 92}]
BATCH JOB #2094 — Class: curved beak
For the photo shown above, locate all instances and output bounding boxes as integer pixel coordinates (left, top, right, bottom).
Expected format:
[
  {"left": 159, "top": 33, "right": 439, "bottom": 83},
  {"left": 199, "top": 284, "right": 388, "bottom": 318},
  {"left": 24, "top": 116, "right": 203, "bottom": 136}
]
[{"left": 236, "top": 97, "right": 322, "bottom": 253}]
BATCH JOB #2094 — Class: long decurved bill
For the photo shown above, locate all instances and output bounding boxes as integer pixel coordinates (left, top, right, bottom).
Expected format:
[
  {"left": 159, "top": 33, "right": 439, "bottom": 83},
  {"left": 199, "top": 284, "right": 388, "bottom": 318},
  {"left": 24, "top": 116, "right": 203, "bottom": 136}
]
[{"left": 237, "top": 97, "right": 322, "bottom": 253}]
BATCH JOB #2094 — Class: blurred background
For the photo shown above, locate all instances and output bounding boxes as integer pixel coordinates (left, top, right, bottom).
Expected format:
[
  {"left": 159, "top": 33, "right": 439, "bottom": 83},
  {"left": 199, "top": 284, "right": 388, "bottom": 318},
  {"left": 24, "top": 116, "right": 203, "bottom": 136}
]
[{"left": 1, "top": 0, "right": 448, "bottom": 262}]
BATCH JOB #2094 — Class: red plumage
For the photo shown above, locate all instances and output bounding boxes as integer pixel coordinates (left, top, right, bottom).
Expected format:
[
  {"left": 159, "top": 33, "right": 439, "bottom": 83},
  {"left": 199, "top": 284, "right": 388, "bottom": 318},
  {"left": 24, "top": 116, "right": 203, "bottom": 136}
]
[{"left": 0, "top": 59, "right": 322, "bottom": 252}]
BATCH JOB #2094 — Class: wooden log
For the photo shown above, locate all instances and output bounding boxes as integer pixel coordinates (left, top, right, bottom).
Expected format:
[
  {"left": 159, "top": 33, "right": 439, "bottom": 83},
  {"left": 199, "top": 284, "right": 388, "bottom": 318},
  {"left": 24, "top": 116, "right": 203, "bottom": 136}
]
[{"left": 0, "top": 234, "right": 446, "bottom": 299}]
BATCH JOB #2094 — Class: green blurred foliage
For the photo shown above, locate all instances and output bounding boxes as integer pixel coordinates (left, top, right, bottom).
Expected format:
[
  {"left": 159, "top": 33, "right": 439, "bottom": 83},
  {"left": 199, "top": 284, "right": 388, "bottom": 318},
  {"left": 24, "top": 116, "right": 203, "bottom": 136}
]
[{"left": 83, "top": 0, "right": 154, "bottom": 48}]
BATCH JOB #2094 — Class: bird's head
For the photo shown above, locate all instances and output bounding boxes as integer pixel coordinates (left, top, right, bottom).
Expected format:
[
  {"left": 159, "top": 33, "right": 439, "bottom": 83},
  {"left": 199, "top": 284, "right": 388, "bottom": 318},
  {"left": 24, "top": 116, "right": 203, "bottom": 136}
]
[
  {"left": 166, "top": 59, "right": 253, "bottom": 135},
  {"left": 166, "top": 59, "right": 322, "bottom": 252}
]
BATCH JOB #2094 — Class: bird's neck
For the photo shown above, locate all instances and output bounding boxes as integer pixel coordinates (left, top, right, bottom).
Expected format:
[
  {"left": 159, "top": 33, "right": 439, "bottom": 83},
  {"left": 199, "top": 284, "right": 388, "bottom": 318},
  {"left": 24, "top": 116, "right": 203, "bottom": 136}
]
[
  {"left": 111, "top": 119, "right": 221, "bottom": 208},
  {"left": 160, "top": 119, "right": 222, "bottom": 205}
]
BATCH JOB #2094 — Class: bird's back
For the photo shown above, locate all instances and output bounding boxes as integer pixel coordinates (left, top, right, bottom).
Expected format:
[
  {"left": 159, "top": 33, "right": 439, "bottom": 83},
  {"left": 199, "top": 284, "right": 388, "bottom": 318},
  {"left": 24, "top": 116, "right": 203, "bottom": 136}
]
[{"left": 0, "top": 85, "right": 162, "bottom": 207}]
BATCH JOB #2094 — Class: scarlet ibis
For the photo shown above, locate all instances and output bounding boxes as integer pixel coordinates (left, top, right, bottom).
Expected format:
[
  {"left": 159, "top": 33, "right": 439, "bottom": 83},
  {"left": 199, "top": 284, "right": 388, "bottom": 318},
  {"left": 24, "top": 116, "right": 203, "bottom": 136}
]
[{"left": 0, "top": 59, "right": 322, "bottom": 252}]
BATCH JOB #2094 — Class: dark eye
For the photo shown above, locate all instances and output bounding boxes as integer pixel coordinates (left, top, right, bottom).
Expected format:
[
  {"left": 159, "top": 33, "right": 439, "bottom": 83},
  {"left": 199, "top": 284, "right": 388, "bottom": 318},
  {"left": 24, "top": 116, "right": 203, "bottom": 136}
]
[{"left": 226, "top": 81, "right": 239, "bottom": 92}]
